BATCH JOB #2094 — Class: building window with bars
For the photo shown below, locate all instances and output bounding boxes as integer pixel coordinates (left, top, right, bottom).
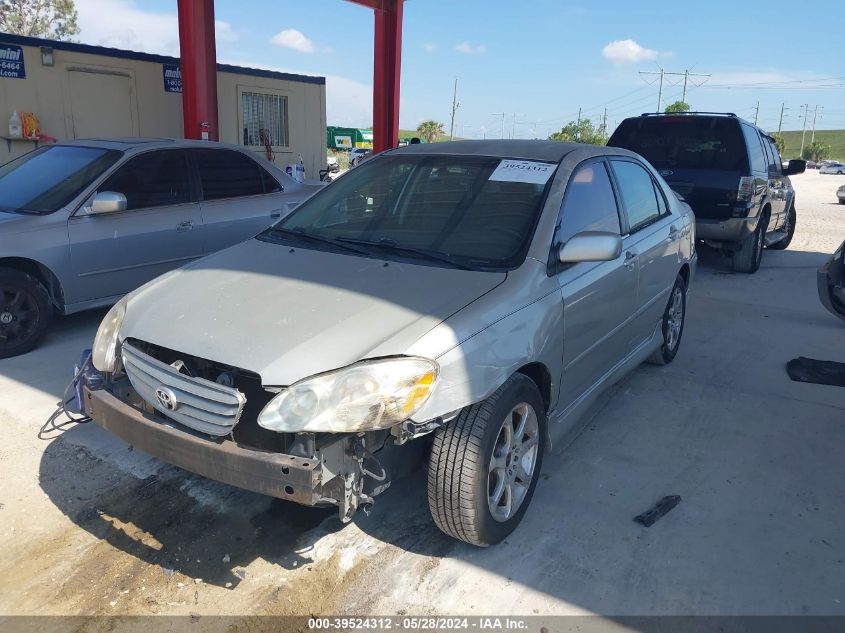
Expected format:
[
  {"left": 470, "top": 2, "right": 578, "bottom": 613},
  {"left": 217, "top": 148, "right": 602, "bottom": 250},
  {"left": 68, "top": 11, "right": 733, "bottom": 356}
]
[{"left": 241, "top": 92, "right": 288, "bottom": 147}]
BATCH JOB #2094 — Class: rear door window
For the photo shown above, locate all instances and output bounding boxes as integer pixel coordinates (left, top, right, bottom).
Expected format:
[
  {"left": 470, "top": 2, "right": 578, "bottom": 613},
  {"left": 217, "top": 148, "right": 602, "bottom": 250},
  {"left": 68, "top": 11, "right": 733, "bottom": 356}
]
[
  {"left": 610, "top": 160, "right": 665, "bottom": 232},
  {"left": 608, "top": 117, "right": 749, "bottom": 171},
  {"left": 193, "top": 149, "right": 279, "bottom": 200},
  {"left": 99, "top": 150, "right": 191, "bottom": 210}
]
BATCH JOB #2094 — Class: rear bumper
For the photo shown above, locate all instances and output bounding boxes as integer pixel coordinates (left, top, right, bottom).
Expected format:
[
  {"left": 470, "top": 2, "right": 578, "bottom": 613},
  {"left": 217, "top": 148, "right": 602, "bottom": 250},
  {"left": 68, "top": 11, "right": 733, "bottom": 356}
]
[
  {"left": 83, "top": 386, "right": 324, "bottom": 505},
  {"left": 695, "top": 216, "right": 757, "bottom": 244}
]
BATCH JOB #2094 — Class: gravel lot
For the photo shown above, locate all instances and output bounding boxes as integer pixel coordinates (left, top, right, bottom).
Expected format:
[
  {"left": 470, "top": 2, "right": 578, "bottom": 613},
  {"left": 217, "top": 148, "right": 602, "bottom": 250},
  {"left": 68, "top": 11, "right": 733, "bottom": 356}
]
[{"left": 1, "top": 169, "right": 844, "bottom": 619}]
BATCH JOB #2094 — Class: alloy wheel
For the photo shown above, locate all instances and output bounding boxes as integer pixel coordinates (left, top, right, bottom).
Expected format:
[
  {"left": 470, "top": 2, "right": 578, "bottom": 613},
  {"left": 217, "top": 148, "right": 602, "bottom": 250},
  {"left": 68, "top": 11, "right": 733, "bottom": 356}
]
[
  {"left": 666, "top": 286, "right": 684, "bottom": 351},
  {"left": 0, "top": 286, "right": 40, "bottom": 350},
  {"left": 488, "top": 402, "right": 540, "bottom": 522}
]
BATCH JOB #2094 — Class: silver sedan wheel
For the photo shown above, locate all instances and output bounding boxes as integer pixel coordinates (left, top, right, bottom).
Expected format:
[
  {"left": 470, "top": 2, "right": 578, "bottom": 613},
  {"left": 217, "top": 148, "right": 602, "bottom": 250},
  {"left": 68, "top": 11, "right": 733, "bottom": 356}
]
[
  {"left": 488, "top": 402, "right": 540, "bottom": 522},
  {"left": 666, "top": 286, "right": 684, "bottom": 351}
]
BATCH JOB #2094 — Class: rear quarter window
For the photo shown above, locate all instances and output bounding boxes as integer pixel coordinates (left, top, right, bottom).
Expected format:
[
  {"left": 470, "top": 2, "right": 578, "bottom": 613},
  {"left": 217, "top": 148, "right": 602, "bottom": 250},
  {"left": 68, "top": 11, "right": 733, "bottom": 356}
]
[{"left": 609, "top": 117, "right": 749, "bottom": 171}]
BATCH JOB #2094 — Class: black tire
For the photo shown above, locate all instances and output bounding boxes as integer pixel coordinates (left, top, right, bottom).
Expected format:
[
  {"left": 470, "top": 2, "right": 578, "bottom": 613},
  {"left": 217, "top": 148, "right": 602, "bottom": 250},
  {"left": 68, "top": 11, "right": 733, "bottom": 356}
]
[
  {"left": 768, "top": 202, "right": 796, "bottom": 250},
  {"left": 839, "top": 200, "right": 845, "bottom": 205},
  {"left": 647, "top": 274, "right": 687, "bottom": 365},
  {"left": 427, "top": 374, "right": 546, "bottom": 547},
  {"left": 0, "top": 267, "right": 52, "bottom": 359},
  {"left": 732, "top": 214, "right": 767, "bottom": 274}
]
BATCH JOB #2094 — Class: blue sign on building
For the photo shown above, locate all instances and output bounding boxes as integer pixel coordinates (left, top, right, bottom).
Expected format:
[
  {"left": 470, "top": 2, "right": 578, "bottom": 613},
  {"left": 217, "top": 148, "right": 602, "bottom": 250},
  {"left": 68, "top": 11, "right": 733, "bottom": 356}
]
[
  {"left": 162, "top": 63, "right": 182, "bottom": 93},
  {"left": 0, "top": 43, "right": 26, "bottom": 79}
]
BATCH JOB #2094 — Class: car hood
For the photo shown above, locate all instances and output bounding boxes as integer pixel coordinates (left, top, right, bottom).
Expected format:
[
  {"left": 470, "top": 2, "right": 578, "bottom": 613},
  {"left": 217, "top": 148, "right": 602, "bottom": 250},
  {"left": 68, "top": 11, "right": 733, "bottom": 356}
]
[{"left": 120, "top": 239, "right": 506, "bottom": 385}]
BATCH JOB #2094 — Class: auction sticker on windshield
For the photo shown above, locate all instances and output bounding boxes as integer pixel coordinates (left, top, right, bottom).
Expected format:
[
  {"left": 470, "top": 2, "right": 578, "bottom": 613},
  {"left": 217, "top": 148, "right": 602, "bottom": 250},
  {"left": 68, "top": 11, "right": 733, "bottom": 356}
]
[{"left": 489, "top": 159, "right": 555, "bottom": 185}]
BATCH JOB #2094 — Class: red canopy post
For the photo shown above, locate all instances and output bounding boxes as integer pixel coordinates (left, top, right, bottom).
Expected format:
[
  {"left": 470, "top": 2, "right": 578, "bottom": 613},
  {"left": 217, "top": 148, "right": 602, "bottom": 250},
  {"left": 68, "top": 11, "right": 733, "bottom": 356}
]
[
  {"left": 177, "top": 0, "right": 219, "bottom": 141},
  {"left": 372, "top": 0, "right": 403, "bottom": 153}
]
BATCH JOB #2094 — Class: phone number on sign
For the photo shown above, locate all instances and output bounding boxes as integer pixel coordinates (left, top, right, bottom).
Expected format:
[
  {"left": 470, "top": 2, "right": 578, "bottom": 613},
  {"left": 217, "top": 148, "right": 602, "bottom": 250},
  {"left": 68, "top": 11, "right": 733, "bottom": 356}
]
[{"left": 308, "top": 617, "right": 472, "bottom": 630}]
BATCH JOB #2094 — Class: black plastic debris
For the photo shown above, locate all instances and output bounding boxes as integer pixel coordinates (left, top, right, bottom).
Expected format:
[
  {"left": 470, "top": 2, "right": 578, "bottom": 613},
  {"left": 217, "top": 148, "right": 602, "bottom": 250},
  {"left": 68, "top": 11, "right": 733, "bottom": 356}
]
[
  {"left": 786, "top": 357, "right": 845, "bottom": 388},
  {"left": 634, "top": 495, "right": 682, "bottom": 527}
]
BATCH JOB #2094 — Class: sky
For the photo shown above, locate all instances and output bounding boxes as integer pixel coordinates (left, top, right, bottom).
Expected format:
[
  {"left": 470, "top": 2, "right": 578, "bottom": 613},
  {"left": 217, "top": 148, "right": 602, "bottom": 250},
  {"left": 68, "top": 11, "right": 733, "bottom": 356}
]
[{"left": 72, "top": 0, "right": 845, "bottom": 137}]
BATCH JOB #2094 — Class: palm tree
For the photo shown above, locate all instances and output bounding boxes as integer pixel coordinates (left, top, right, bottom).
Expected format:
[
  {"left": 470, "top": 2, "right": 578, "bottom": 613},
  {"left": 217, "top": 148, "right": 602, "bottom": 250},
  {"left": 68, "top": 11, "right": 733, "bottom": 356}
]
[{"left": 416, "top": 120, "right": 445, "bottom": 144}]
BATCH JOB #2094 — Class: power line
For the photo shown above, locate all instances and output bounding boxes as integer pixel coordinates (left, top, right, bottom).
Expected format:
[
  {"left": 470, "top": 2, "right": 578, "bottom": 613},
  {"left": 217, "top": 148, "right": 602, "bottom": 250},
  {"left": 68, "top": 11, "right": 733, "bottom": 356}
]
[{"left": 639, "top": 68, "right": 710, "bottom": 113}]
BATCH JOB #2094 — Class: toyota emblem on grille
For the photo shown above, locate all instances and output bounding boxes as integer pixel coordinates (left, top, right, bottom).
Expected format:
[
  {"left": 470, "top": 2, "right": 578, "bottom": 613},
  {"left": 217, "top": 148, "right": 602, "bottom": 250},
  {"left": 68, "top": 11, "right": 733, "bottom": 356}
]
[
  {"left": 659, "top": 169, "right": 674, "bottom": 177},
  {"left": 155, "top": 387, "right": 178, "bottom": 411}
]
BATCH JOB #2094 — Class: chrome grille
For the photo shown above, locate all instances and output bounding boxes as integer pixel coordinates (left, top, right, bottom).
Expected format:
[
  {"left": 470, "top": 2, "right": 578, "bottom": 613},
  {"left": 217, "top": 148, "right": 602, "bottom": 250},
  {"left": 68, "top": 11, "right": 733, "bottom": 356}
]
[{"left": 122, "top": 343, "right": 246, "bottom": 437}]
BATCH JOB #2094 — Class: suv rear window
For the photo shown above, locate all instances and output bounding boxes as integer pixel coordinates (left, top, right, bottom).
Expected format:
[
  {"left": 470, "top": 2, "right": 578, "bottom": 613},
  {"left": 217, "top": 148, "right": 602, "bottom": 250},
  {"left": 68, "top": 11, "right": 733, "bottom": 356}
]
[{"left": 609, "top": 117, "right": 749, "bottom": 171}]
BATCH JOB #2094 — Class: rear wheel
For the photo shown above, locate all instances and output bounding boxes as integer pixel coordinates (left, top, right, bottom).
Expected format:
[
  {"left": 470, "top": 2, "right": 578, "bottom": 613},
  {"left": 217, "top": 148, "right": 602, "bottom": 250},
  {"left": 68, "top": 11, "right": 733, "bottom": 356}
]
[
  {"left": 0, "top": 268, "right": 52, "bottom": 359},
  {"left": 732, "top": 215, "right": 767, "bottom": 274},
  {"left": 427, "top": 374, "right": 546, "bottom": 546},
  {"left": 769, "top": 203, "right": 796, "bottom": 250},
  {"left": 647, "top": 274, "right": 687, "bottom": 365}
]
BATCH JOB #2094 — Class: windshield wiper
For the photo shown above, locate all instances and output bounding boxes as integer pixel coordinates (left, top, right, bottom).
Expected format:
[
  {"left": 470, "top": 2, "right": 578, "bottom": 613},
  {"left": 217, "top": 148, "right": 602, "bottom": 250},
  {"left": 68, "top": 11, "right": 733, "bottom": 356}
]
[
  {"left": 334, "top": 237, "right": 477, "bottom": 271},
  {"left": 267, "top": 227, "right": 372, "bottom": 256}
]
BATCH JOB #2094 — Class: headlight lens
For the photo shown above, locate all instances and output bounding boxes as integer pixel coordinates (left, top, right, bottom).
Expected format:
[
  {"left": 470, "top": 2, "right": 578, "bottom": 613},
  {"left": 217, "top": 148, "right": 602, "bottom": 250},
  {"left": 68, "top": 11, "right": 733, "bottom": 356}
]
[
  {"left": 91, "top": 298, "right": 127, "bottom": 372},
  {"left": 257, "top": 357, "right": 439, "bottom": 433}
]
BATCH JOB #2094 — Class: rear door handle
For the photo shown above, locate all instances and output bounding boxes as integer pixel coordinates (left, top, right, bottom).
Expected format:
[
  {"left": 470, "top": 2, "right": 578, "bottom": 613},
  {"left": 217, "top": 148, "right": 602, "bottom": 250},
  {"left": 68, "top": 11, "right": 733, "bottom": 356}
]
[
  {"left": 177, "top": 220, "right": 193, "bottom": 231},
  {"left": 667, "top": 226, "right": 680, "bottom": 242},
  {"left": 270, "top": 209, "right": 282, "bottom": 219}
]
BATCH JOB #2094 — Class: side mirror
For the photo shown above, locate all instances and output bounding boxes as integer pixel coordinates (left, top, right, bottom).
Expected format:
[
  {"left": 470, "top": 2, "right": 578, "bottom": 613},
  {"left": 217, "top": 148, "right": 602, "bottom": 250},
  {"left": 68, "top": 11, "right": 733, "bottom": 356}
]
[
  {"left": 89, "top": 191, "right": 127, "bottom": 215},
  {"left": 558, "top": 231, "right": 623, "bottom": 264},
  {"left": 783, "top": 159, "right": 806, "bottom": 176}
]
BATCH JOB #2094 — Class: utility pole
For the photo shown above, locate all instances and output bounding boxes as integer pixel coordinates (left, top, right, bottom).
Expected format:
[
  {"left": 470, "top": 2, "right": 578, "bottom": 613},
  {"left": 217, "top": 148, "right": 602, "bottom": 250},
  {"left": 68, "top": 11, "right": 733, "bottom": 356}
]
[
  {"left": 799, "top": 104, "right": 809, "bottom": 157},
  {"left": 491, "top": 112, "right": 505, "bottom": 139},
  {"left": 778, "top": 102, "right": 787, "bottom": 134},
  {"left": 753, "top": 101, "right": 759, "bottom": 125},
  {"left": 511, "top": 112, "right": 516, "bottom": 139},
  {"left": 600, "top": 107, "right": 608, "bottom": 136},
  {"left": 811, "top": 105, "right": 823, "bottom": 143},
  {"left": 576, "top": 107, "right": 582, "bottom": 141},
  {"left": 640, "top": 68, "right": 710, "bottom": 112},
  {"left": 448, "top": 78, "right": 459, "bottom": 141}
]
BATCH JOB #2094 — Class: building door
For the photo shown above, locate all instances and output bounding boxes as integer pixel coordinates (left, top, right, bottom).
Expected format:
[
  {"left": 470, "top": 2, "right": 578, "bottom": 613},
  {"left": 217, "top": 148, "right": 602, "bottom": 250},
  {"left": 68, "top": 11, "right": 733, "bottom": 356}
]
[{"left": 68, "top": 69, "right": 136, "bottom": 138}]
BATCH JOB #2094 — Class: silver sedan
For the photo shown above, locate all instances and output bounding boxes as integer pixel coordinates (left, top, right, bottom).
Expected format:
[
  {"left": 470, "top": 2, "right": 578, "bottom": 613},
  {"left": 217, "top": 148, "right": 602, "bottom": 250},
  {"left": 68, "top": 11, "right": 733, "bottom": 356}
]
[
  {"left": 0, "top": 138, "right": 322, "bottom": 358},
  {"left": 84, "top": 140, "right": 697, "bottom": 546}
]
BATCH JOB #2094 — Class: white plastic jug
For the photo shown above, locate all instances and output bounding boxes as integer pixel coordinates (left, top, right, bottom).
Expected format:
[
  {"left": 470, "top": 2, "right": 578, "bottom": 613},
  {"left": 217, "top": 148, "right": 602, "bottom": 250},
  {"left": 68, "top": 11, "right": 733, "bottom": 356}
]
[{"left": 8, "top": 110, "right": 22, "bottom": 139}]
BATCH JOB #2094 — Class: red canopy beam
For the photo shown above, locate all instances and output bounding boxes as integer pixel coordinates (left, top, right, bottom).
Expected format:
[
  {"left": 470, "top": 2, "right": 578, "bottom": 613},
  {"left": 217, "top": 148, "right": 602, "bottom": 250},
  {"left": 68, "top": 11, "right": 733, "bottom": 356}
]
[{"left": 177, "top": 0, "right": 219, "bottom": 141}]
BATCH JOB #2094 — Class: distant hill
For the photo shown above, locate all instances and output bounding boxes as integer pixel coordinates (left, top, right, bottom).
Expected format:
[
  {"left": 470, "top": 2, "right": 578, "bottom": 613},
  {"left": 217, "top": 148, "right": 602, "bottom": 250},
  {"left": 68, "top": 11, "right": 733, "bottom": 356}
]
[{"left": 777, "top": 129, "right": 845, "bottom": 161}]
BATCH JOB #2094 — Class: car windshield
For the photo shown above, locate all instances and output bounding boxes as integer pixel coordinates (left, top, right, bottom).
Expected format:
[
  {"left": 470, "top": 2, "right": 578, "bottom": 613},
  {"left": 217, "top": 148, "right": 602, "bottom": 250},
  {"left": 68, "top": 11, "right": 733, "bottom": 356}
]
[
  {"left": 262, "top": 154, "right": 556, "bottom": 270},
  {"left": 0, "top": 145, "right": 122, "bottom": 215},
  {"left": 610, "top": 117, "right": 749, "bottom": 171}
]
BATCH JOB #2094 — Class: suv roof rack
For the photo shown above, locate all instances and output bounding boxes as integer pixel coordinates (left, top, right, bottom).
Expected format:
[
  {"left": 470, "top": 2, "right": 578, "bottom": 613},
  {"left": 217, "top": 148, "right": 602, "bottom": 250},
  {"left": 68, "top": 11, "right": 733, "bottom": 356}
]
[{"left": 639, "top": 112, "right": 738, "bottom": 118}]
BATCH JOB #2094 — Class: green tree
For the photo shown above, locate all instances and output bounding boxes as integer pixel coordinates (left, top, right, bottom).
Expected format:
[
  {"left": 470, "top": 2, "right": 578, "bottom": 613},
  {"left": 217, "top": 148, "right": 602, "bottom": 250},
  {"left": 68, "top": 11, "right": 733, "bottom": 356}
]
[
  {"left": 802, "top": 141, "right": 831, "bottom": 161},
  {"left": 770, "top": 133, "right": 786, "bottom": 155},
  {"left": 664, "top": 100, "right": 691, "bottom": 114},
  {"left": 548, "top": 118, "right": 607, "bottom": 146},
  {"left": 0, "top": 0, "right": 79, "bottom": 41},
  {"left": 416, "top": 120, "right": 445, "bottom": 144}
]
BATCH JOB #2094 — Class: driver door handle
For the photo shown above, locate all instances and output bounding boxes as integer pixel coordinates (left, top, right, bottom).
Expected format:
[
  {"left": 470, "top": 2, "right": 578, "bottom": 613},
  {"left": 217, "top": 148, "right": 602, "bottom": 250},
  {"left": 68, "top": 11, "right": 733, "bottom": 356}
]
[
  {"left": 176, "top": 220, "right": 193, "bottom": 232},
  {"left": 624, "top": 250, "right": 638, "bottom": 270}
]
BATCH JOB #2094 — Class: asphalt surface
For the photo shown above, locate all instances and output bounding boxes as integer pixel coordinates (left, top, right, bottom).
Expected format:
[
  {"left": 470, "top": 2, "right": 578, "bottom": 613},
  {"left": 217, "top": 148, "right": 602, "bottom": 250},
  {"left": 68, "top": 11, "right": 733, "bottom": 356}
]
[{"left": 1, "top": 169, "right": 844, "bottom": 618}]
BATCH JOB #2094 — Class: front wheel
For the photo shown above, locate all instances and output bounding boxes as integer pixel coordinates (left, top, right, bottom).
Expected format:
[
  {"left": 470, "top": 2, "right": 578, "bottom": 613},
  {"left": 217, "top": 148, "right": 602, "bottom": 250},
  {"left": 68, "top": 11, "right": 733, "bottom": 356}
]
[
  {"left": 769, "top": 203, "right": 796, "bottom": 250},
  {"left": 427, "top": 374, "right": 546, "bottom": 546},
  {"left": 647, "top": 274, "right": 687, "bottom": 365},
  {"left": 0, "top": 268, "right": 52, "bottom": 359}
]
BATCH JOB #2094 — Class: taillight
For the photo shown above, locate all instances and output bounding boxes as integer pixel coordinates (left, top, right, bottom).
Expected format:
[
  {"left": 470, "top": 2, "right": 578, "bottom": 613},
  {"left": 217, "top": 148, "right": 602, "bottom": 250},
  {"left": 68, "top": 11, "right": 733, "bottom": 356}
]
[{"left": 736, "top": 176, "right": 754, "bottom": 202}]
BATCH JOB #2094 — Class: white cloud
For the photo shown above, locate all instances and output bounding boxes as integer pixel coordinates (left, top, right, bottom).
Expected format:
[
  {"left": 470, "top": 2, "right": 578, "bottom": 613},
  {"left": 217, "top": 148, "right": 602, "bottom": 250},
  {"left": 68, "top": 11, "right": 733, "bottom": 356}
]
[
  {"left": 455, "top": 41, "right": 486, "bottom": 55},
  {"left": 271, "top": 29, "right": 315, "bottom": 53},
  {"left": 602, "top": 39, "right": 664, "bottom": 64},
  {"left": 423, "top": 42, "right": 436, "bottom": 53},
  {"left": 75, "top": 0, "right": 238, "bottom": 55}
]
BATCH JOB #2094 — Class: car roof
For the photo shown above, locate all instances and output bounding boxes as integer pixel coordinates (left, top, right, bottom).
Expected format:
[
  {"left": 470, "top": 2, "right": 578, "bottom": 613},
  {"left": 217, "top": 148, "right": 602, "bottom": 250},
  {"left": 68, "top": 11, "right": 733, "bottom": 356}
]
[
  {"left": 386, "top": 139, "right": 616, "bottom": 163},
  {"left": 55, "top": 138, "right": 253, "bottom": 152}
]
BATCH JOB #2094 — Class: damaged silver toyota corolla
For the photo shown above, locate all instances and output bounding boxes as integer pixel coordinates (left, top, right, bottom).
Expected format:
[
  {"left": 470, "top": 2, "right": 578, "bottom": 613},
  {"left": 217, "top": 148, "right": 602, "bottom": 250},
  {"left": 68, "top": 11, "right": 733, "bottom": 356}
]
[{"left": 83, "top": 140, "right": 697, "bottom": 546}]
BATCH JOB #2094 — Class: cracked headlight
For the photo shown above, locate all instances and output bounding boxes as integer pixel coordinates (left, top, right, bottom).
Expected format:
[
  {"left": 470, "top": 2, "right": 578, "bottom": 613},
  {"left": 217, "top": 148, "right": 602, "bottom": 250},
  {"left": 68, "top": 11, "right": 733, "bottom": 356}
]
[
  {"left": 257, "top": 357, "right": 439, "bottom": 433},
  {"left": 91, "top": 297, "right": 127, "bottom": 373}
]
